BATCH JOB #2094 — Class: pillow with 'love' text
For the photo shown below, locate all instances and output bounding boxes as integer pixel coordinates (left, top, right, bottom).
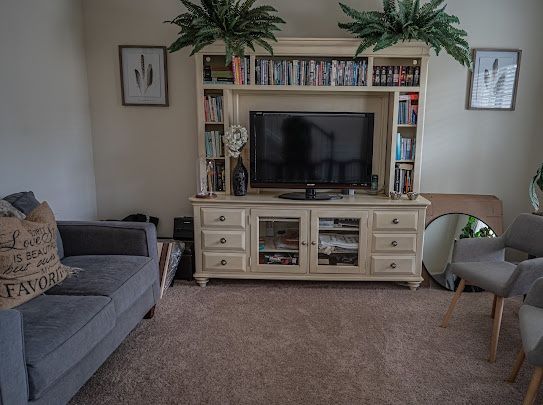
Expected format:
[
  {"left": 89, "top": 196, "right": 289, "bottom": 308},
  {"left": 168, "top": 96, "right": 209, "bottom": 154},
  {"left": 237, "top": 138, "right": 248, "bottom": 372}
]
[{"left": 0, "top": 202, "right": 72, "bottom": 309}]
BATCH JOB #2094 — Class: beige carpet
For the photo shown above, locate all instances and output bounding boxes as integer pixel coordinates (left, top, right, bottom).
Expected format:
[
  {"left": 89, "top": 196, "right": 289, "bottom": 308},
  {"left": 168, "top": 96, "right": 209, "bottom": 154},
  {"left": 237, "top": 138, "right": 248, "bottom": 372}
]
[{"left": 70, "top": 281, "right": 535, "bottom": 405}]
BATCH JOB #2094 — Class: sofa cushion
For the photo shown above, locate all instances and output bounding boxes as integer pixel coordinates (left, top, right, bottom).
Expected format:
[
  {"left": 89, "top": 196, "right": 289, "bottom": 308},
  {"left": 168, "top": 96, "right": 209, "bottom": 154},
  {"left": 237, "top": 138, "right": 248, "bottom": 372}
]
[
  {"left": 2, "top": 191, "right": 64, "bottom": 259},
  {"left": 49, "top": 255, "right": 156, "bottom": 314},
  {"left": 17, "top": 294, "right": 115, "bottom": 400}
]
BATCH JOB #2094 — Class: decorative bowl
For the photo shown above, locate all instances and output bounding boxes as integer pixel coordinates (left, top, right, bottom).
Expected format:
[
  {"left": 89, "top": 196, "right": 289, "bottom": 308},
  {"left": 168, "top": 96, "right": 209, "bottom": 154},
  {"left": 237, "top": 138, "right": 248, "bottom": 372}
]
[
  {"left": 389, "top": 191, "right": 402, "bottom": 200},
  {"left": 407, "top": 192, "right": 419, "bottom": 200}
]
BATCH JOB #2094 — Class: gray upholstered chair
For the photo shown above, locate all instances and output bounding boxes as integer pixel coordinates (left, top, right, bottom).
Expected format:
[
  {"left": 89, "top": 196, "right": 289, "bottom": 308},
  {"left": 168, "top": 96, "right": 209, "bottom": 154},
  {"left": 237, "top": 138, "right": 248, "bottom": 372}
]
[
  {"left": 507, "top": 278, "right": 543, "bottom": 405},
  {"left": 440, "top": 213, "right": 543, "bottom": 362}
]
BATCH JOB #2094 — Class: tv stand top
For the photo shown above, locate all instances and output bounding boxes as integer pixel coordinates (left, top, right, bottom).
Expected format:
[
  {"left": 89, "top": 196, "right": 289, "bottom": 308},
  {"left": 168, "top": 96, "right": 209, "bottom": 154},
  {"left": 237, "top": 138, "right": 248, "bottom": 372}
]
[{"left": 190, "top": 192, "right": 430, "bottom": 208}]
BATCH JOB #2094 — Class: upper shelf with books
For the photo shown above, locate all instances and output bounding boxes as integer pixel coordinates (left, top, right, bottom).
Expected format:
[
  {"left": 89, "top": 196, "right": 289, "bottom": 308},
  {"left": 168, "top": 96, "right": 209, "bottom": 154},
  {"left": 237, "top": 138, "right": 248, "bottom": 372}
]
[
  {"left": 201, "top": 83, "right": 421, "bottom": 93},
  {"left": 203, "top": 55, "right": 250, "bottom": 85}
]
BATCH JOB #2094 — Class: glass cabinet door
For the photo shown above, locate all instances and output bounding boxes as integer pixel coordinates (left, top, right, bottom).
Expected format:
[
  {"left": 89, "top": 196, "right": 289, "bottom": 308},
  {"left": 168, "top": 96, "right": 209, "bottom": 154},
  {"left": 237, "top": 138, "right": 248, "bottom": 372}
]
[
  {"left": 250, "top": 209, "right": 308, "bottom": 273},
  {"left": 310, "top": 210, "right": 368, "bottom": 274}
]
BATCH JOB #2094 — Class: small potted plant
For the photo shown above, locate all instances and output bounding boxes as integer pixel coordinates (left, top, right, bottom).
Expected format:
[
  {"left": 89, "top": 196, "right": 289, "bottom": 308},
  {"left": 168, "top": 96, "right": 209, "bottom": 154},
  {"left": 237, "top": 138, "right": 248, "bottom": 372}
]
[
  {"left": 224, "top": 125, "right": 249, "bottom": 196},
  {"left": 530, "top": 163, "right": 543, "bottom": 215}
]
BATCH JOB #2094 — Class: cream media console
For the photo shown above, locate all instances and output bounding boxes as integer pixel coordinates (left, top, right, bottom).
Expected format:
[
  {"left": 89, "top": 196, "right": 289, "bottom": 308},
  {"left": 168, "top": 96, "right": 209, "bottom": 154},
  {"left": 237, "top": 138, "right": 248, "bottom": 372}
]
[{"left": 190, "top": 193, "right": 430, "bottom": 289}]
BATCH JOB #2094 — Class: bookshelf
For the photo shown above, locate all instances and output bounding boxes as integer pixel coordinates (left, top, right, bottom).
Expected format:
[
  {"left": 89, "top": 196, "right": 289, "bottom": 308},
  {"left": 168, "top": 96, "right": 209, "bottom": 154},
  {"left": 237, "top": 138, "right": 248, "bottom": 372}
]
[{"left": 194, "top": 38, "right": 430, "bottom": 197}]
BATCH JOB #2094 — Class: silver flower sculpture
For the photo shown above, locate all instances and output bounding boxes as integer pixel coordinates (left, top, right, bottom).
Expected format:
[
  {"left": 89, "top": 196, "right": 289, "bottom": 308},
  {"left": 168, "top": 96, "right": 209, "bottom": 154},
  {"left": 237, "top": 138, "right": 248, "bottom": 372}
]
[{"left": 224, "top": 125, "right": 248, "bottom": 158}]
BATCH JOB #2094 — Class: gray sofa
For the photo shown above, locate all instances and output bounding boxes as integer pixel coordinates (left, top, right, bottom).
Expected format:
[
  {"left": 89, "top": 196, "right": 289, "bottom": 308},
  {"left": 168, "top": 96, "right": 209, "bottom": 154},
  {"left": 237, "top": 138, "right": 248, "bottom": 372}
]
[{"left": 0, "top": 221, "right": 159, "bottom": 405}]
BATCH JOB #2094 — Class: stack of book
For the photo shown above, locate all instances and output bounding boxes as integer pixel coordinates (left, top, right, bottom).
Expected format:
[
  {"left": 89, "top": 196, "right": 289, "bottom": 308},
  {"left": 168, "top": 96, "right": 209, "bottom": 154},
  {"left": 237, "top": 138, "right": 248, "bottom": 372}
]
[
  {"left": 395, "top": 133, "right": 415, "bottom": 161},
  {"left": 255, "top": 58, "right": 367, "bottom": 86},
  {"left": 231, "top": 56, "right": 250, "bottom": 85},
  {"left": 398, "top": 94, "right": 419, "bottom": 125},
  {"left": 204, "top": 131, "right": 223, "bottom": 158},
  {"left": 207, "top": 160, "right": 225, "bottom": 192},
  {"left": 394, "top": 163, "right": 414, "bottom": 194},
  {"left": 372, "top": 66, "right": 420, "bottom": 87},
  {"left": 203, "top": 65, "right": 233, "bottom": 84},
  {"left": 203, "top": 95, "right": 223, "bottom": 122}
]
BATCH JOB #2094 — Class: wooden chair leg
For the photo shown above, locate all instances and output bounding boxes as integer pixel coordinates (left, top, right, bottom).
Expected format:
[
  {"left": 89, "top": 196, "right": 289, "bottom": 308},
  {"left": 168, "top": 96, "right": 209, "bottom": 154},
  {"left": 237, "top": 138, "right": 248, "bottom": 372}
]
[
  {"left": 523, "top": 367, "right": 543, "bottom": 405},
  {"left": 489, "top": 296, "right": 504, "bottom": 363},
  {"left": 491, "top": 294, "right": 497, "bottom": 319},
  {"left": 144, "top": 305, "right": 156, "bottom": 319},
  {"left": 441, "top": 279, "right": 466, "bottom": 328},
  {"left": 507, "top": 349, "right": 526, "bottom": 383}
]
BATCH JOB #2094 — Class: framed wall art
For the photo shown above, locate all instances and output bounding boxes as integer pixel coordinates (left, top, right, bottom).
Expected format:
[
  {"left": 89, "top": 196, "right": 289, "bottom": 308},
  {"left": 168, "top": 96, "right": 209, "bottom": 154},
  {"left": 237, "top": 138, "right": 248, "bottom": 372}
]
[
  {"left": 468, "top": 48, "right": 521, "bottom": 111},
  {"left": 119, "top": 45, "right": 169, "bottom": 106}
]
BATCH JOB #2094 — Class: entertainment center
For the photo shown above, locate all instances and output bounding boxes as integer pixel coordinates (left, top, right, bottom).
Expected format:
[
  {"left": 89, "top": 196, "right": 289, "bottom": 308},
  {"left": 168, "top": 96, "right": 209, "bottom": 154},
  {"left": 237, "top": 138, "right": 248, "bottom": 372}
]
[{"left": 191, "top": 38, "right": 431, "bottom": 288}]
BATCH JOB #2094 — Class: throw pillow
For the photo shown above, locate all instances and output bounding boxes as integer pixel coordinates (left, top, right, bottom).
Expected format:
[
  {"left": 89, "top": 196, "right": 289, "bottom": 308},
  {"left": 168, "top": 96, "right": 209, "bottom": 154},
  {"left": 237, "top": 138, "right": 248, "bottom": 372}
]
[
  {"left": 0, "top": 202, "right": 72, "bottom": 309},
  {"left": 0, "top": 200, "right": 25, "bottom": 219},
  {"left": 2, "top": 191, "right": 64, "bottom": 259}
]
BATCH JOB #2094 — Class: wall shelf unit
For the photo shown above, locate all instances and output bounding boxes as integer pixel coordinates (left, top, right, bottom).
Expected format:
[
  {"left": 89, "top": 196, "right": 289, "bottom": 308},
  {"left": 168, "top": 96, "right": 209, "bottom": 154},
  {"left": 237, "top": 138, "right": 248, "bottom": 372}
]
[
  {"left": 191, "top": 39, "right": 431, "bottom": 288},
  {"left": 195, "top": 38, "right": 430, "bottom": 197}
]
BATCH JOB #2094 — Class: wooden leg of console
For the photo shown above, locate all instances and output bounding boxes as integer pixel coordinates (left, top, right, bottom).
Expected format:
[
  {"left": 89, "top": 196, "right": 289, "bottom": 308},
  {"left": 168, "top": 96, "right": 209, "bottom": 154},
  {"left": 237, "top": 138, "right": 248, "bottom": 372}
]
[
  {"left": 195, "top": 277, "right": 209, "bottom": 287},
  {"left": 407, "top": 281, "right": 421, "bottom": 291}
]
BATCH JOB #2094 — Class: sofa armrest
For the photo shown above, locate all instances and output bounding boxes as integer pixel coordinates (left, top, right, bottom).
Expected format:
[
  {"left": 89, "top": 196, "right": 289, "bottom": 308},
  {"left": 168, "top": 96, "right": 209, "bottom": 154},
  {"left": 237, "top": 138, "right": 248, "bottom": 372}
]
[
  {"left": 57, "top": 221, "right": 158, "bottom": 262},
  {"left": 0, "top": 310, "right": 28, "bottom": 405},
  {"left": 451, "top": 236, "right": 506, "bottom": 263},
  {"left": 522, "top": 274, "right": 543, "bottom": 308}
]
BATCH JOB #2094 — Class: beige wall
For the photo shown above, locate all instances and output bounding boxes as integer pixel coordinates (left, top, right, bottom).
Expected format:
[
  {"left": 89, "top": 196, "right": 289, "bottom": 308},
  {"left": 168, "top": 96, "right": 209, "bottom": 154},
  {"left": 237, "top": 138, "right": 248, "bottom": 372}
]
[
  {"left": 0, "top": 0, "right": 97, "bottom": 220},
  {"left": 82, "top": 0, "right": 543, "bottom": 236}
]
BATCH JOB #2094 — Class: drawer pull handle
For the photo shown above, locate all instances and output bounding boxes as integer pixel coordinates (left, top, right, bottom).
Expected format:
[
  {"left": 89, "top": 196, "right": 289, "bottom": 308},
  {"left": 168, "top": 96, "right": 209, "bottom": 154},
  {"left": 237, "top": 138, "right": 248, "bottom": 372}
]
[
  {"left": 301, "top": 241, "right": 307, "bottom": 246},
  {"left": 392, "top": 218, "right": 400, "bottom": 224},
  {"left": 221, "top": 259, "right": 227, "bottom": 266},
  {"left": 391, "top": 241, "right": 399, "bottom": 247},
  {"left": 219, "top": 216, "right": 226, "bottom": 222},
  {"left": 390, "top": 262, "right": 397, "bottom": 269},
  {"left": 220, "top": 238, "right": 227, "bottom": 244}
]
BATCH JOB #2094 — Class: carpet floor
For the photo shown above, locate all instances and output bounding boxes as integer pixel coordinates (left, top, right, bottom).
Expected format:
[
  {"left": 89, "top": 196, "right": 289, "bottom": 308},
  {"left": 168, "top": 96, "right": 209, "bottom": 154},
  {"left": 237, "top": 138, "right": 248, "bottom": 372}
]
[{"left": 70, "top": 281, "right": 535, "bottom": 405}]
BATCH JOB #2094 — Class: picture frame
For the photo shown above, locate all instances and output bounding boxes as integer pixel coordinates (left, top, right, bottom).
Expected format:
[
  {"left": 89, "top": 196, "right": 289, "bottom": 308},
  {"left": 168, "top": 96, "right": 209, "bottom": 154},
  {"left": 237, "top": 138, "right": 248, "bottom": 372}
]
[
  {"left": 467, "top": 48, "right": 521, "bottom": 111},
  {"left": 119, "top": 45, "right": 169, "bottom": 106}
]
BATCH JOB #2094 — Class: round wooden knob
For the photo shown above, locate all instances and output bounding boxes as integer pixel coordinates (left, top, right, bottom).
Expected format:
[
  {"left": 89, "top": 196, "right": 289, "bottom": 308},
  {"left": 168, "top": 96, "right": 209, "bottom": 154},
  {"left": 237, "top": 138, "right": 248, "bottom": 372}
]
[
  {"left": 219, "top": 216, "right": 226, "bottom": 222},
  {"left": 391, "top": 240, "right": 398, "bottom": 247},
  {"left": 220, "top": 238, "right": 227, "bottom": 244},
  {"left": 390, "top": 262, "right": 397, "bottom": 269},
  {"left": 392, "top": 218, "right": 400, "bottom": 224},
  {"left": 311, "top": 241, "right": 317, "bottom": 246},
  {"left": 221, "top": 259, "right": 227, "bottom": 266},
  {"left": 301, "top": 241, "right": 307, "bottom": 246}
]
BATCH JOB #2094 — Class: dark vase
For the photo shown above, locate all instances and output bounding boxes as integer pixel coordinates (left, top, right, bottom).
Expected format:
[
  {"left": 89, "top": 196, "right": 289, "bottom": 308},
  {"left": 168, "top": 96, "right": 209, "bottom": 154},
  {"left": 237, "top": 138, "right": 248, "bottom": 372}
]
[{"left": 232, "top": 155, "right": 248, "bottom": 196}]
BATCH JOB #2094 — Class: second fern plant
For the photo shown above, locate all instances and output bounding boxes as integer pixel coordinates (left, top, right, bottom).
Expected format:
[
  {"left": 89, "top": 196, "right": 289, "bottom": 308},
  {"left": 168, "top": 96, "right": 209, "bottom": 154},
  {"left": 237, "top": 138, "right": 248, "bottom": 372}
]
[
  {"left": 338, "top": 0, "right": 471, "bottom": 67},
  {"left": 165, "top": 0, "right": 285, "bottom": 64}
]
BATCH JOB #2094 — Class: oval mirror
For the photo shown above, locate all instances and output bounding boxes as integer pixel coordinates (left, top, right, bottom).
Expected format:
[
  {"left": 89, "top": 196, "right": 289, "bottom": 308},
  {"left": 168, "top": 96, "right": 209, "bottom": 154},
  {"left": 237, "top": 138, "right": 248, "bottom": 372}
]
[{"left": 423, "top": 214, "right": 497, "bottom": 291}]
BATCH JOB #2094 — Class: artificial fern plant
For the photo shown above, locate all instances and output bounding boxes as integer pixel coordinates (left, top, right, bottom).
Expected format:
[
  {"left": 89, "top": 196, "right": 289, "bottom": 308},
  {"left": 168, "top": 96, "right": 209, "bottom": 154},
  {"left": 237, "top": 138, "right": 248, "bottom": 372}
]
[
  {"left": 338, "top": 0, "right": 471, "bottom": 67},
  {"left": 165, "top": 0, "right": 285, "bottom": 64},
  {"left": 529, "top": 163, "right": 543, "bottom": 214}
]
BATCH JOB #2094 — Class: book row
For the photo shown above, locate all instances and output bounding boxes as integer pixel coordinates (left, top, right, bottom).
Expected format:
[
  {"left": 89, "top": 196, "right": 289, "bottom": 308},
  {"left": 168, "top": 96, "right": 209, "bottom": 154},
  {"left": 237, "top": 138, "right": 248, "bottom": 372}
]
[
  {"left": 395, "top": 133, "right": 415, "bottom": 161},
  {"left": 394, "top": 163, "right": 414, "bottom": 194},
  {"left": 203, "top": 95, "right": 223, "bottom": 123},
  {"left": 398, "top": 94, "right": 419, "bottom": 125},
  {"left": 255, "top": 59, "right": 368, "bottom": 86},
  {"left": 207, "top": 160, "right": 225, "bottom": 192},
  {"left": 203, "top": 57, "right": 250, "bottom": 85},
  {"left": 373, "top": 65, "right": 420, "bottom": 87},
  {"left": 205, "top": 131, "right": 224, "bottom": 158}
]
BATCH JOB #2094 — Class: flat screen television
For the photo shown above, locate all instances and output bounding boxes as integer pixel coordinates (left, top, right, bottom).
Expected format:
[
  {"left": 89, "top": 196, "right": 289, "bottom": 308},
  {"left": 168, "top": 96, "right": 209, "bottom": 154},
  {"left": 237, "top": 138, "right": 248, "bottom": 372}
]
[{"left": 250, "top": 111, "right": 374, "bottom": 200}]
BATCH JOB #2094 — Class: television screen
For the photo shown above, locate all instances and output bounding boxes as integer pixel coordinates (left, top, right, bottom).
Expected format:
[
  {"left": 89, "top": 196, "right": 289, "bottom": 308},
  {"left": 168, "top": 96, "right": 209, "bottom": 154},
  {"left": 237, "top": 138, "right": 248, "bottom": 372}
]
[{"left": 250, "top": 111, "right": 374, "bottom": 188}]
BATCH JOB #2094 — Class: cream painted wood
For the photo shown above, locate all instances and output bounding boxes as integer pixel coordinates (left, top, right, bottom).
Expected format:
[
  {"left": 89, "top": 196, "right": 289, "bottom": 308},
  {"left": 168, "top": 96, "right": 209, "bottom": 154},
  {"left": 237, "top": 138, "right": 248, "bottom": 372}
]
[
  {"left": 372, "top": 233, "right": 417, "bottom": 253},
  {"left": 250, "top": 208, "right": 309, "bottom": 274},
  {"left": 203, "top": 252, "right": 247, "bottom": 272},
  {"left": 373, "top": 210, "right": 418, "bottom": 231},
  {"left": 192, "top": 192, "right": 429, "bottom": 288},
  {"left": 201, "top": 207, "right": 246, "bottom": 229},
  {"left": 371, "top": 256, "right": 416, "bottom": 276},
  {"left": 202, "top": 230, "right": 246, "bottom": 252},
  {"left": 309, "top": 209, "right": 369, "bottom": 274}
]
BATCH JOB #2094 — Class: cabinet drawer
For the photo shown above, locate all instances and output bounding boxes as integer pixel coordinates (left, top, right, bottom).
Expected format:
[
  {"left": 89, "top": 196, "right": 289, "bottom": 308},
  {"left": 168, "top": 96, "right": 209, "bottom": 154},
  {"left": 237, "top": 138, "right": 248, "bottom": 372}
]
[
  {"left": 373, "top": 211, "right": 418, "bottom": 231},
  {"left": 203, "top": 252, "right": 247, "bottom": 272},
  {"left": 201, "top": 208, "right": 246, "bottom": 229},
  {"left": 202, "top": 230, "right": 246, "bottom": 251},
  {"left": 371, "top": 256, "right": 416, "bottom": 276},
  {"left": 372, "top": 234, "right": 417, "bottom": 253}
]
